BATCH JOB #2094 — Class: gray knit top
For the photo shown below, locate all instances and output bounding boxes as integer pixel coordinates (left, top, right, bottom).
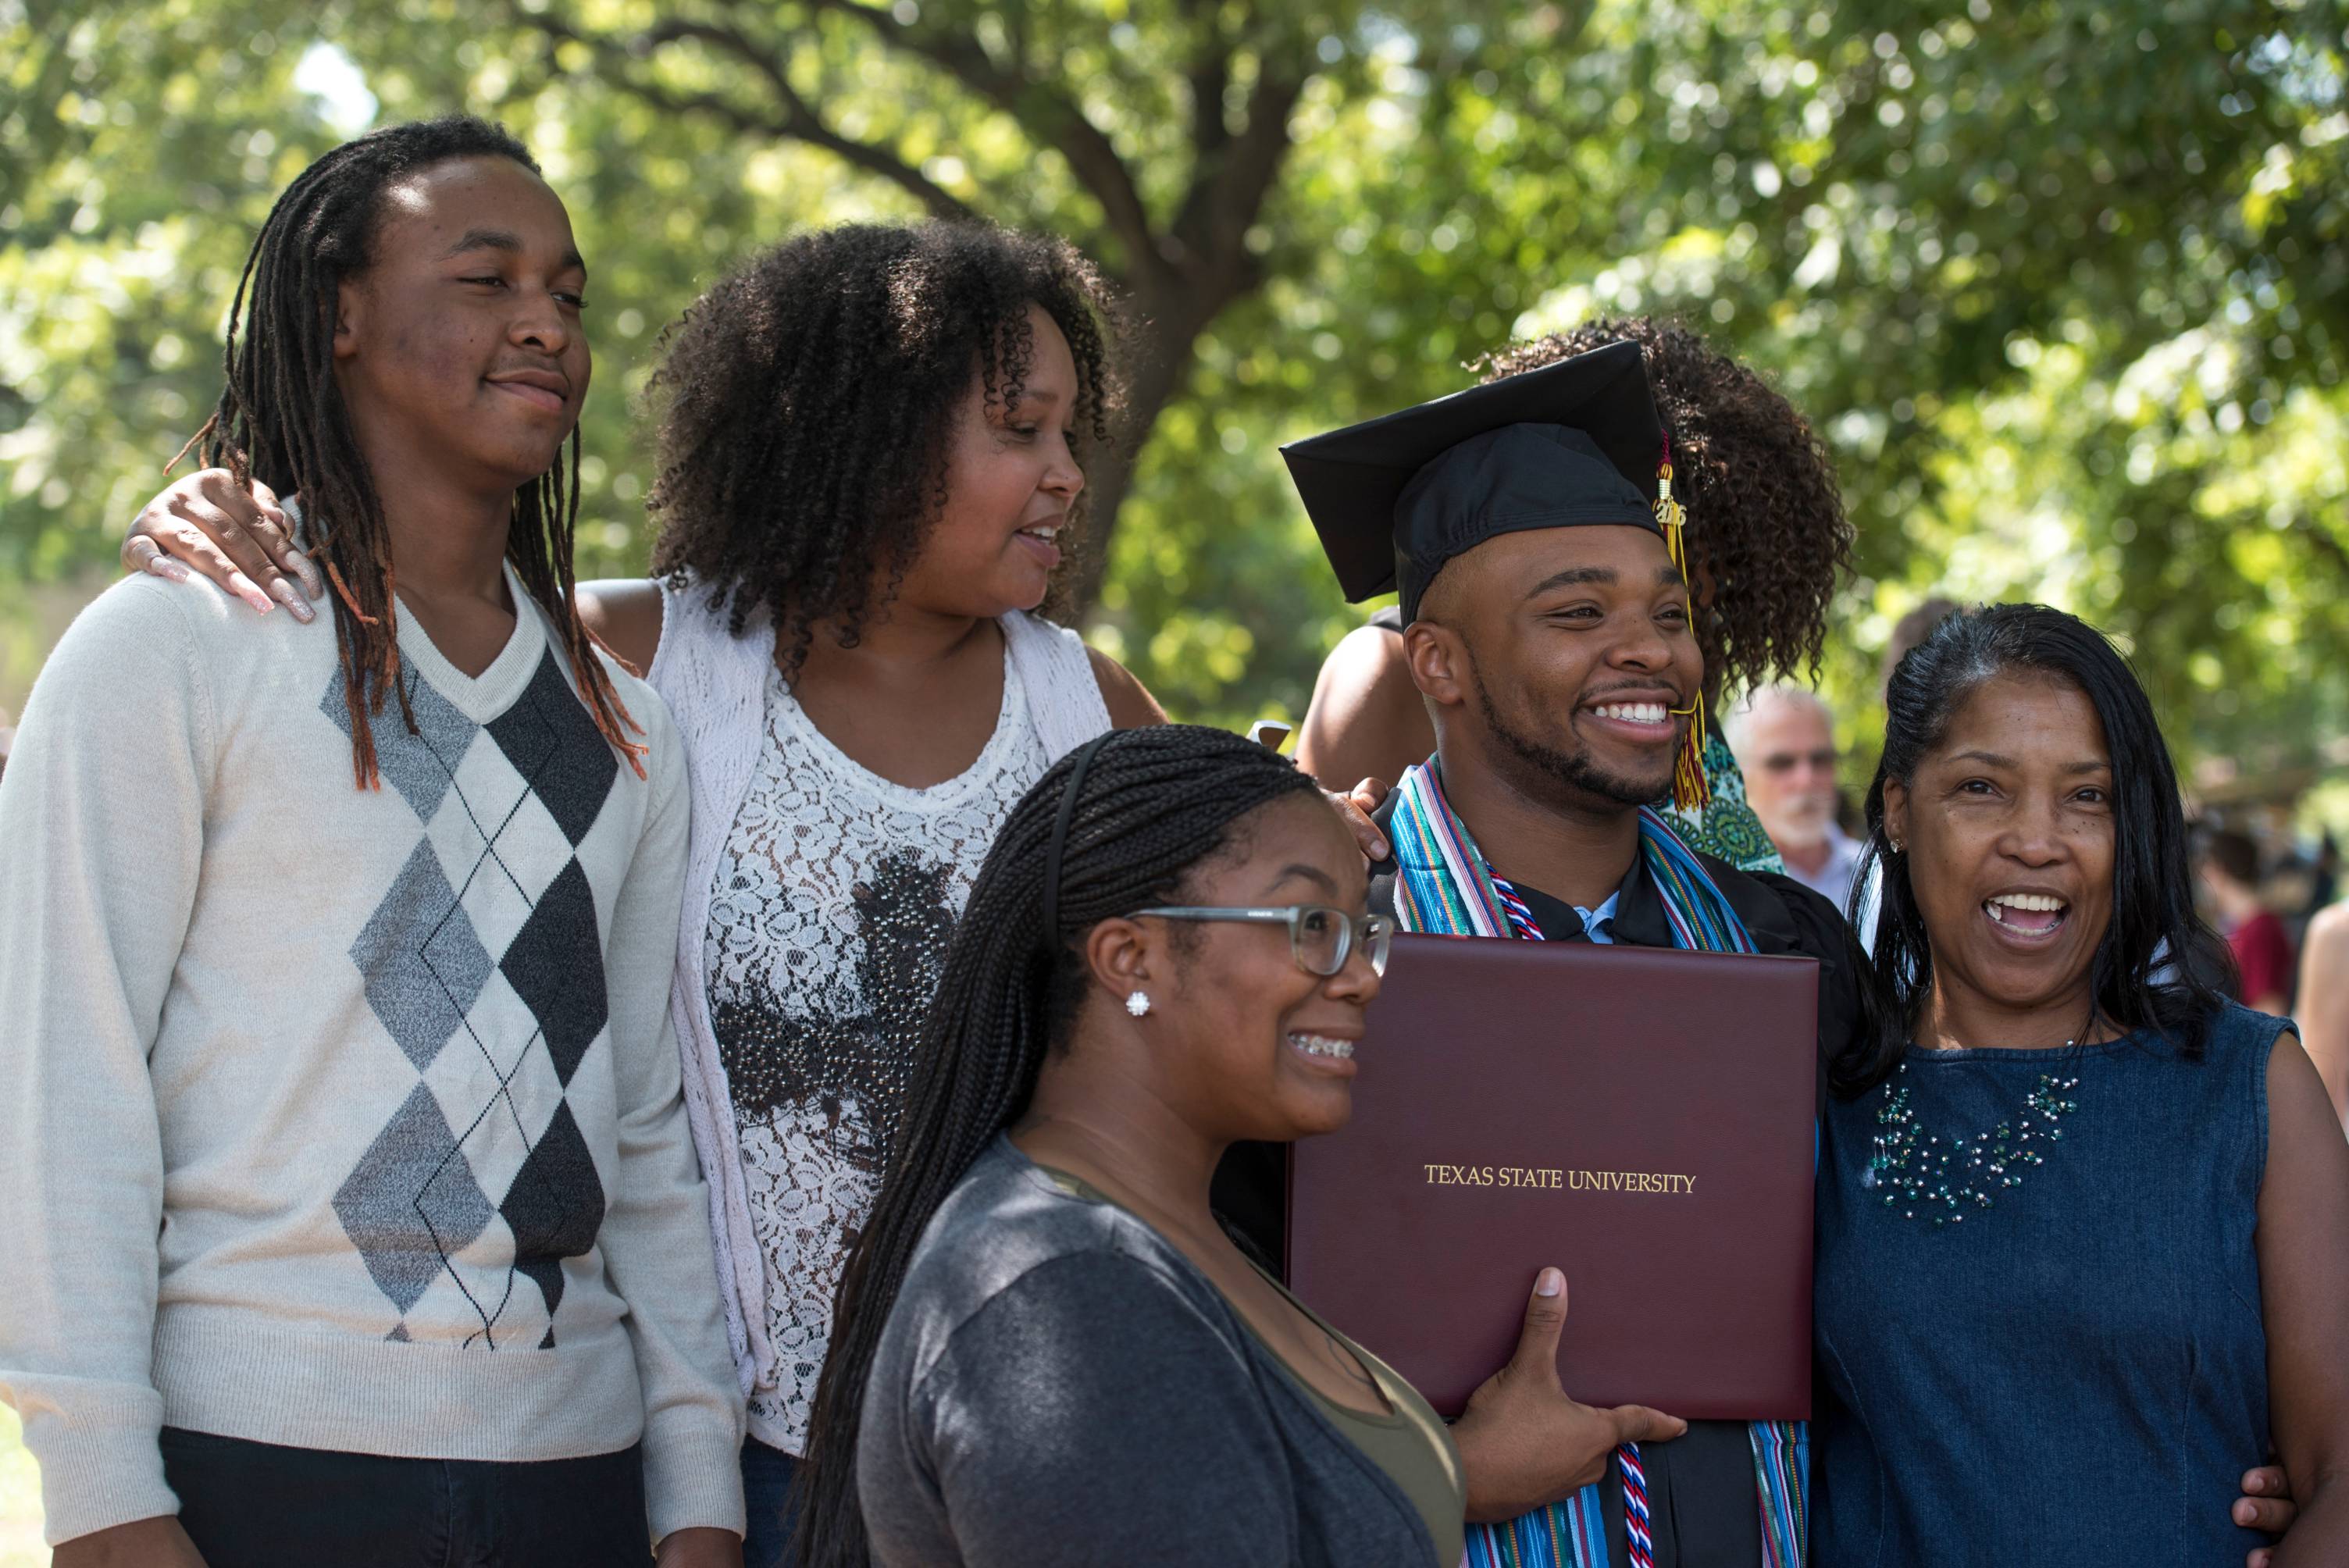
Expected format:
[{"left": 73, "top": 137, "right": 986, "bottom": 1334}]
[{"left": 858, "top": 1136, "right": 1458, "bottom": 1566}]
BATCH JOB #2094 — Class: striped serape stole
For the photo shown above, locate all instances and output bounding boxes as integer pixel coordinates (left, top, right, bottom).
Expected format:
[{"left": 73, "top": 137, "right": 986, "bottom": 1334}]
[{"left": 1388, "top": 759, "right": 1809, "bottom": 1568}]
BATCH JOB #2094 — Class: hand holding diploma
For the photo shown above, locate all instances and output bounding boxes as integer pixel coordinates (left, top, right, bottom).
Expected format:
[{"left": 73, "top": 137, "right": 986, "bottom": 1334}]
[{"left": 1451, "top": 1267, "right": 1689, "bottom": 1523}]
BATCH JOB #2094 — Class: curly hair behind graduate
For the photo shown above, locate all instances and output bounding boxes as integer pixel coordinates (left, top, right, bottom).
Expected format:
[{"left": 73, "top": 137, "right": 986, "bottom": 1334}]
[
  {"left": 1481, "top": 317, "right": 1852, "bottom": 697},
  {"left": 647, "top": 223, "right": 1120, "bottom": 673},
  {"left": 787, "top": 725, "right": 1321, "bottom": 1568},
  {"left": 185, "top": 114, "right": 641, "bottom": 789}
]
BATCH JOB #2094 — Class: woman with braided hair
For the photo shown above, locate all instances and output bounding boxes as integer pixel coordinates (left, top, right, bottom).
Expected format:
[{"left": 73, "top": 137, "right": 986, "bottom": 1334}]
[{"left": 804, "top": 724, "right": 1640, "bottom": 1567}]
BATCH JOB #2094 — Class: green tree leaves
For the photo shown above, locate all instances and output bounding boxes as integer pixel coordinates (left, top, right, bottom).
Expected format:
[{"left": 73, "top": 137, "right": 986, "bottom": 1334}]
[{"left": 4, "top": 0, "right": 2344, "bottom": 783}]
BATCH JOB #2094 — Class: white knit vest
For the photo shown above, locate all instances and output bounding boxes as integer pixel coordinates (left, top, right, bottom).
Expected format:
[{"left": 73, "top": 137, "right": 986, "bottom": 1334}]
[{"left": 647, "top": 578, "right": 1110, "bottom": 1396}]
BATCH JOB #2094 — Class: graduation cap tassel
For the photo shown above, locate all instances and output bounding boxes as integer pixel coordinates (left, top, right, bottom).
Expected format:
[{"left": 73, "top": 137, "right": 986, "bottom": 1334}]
[{"left": 1656, "top": 437, "right": 1712, "bottom": 814}]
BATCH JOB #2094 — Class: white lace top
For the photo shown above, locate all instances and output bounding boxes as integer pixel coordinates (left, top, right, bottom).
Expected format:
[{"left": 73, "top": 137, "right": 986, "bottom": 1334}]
[
  {"left": 649, "top": 582, "right": 1109, "bottom": 1440},
  {"left": 704, "top": 652, "right": 1049, "bottom": 1449}
]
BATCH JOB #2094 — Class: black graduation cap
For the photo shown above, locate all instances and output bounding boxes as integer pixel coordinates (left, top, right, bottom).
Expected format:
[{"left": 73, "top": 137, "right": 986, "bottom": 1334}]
[{"left": 1281, "top": 340, "right": 1671, "bottom": 625}]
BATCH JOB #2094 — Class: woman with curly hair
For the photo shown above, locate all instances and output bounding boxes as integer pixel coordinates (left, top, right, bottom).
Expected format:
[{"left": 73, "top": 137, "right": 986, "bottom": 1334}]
[{"left": 1295, "top": 315, "right": 1854, "bottom": 872}]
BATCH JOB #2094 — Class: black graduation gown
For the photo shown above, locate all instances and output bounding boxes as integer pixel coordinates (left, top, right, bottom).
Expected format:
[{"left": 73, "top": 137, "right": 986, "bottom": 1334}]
[{"left": 1210, "top": 811, "right": 1864, "bottom": 1568}]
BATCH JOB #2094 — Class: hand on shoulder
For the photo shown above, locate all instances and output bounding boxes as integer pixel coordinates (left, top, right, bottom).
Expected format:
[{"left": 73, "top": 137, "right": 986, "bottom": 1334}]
[{"left": 122, "top": 469, "right": 320, "bottom": 622}]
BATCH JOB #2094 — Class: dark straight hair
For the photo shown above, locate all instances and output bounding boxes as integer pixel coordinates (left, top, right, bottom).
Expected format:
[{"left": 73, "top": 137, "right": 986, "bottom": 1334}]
[
  {"left": 1839, "top": 603, "right": 2229, "bottom": 1094},
  {"left": 788, "top": 724, "right": 1321, "bottom": 1567}
]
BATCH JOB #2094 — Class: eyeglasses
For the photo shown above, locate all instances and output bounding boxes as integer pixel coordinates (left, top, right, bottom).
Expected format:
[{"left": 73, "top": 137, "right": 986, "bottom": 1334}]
[
  {"left": 1128, "top": 904, "right": 1394, "bottom": 978},
  {"left": 1760, "top": 749, "right": 1838, "bottom": 775}
]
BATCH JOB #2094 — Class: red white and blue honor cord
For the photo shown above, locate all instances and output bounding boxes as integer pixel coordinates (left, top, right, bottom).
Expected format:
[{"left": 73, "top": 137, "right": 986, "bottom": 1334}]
[{"left": 1489, "top": 877, "right": 1659, "bottom": 1568}]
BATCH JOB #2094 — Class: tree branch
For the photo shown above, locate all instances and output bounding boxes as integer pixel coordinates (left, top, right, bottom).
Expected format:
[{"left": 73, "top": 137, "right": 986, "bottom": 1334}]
[
  {"left": 803, "top": 0, "right": 1164, "bottom": 277},
  {"left": 1168, "top": 58, "right": 1305, "bottom": 294},
  {"left": 530, "top": 10, "right": 982, "bottom": 223},
  {"left": 1180, "top": 0, "right": 1232, "bottom": 164}
]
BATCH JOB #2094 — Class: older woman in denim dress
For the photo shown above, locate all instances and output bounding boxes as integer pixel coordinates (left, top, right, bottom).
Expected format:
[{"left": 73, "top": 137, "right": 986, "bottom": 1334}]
[{"left": 1814, "top": 604, "right": 2349, "bottom": 1567}]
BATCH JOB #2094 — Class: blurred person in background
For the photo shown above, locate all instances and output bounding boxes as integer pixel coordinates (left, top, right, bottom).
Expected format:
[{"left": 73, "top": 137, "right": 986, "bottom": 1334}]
[
  {"left": 1724, "top": 685, "right": 1866, "bottom": 913},
  {"left": 2305, "top": 835, "right": 2339, "bottom": 919},
  {"left": 1880, "top": 597, "right": 1962, "bottom": 695},
  {"left": 2201, "top": 829, "right": 2297, "bottom": 1016}
]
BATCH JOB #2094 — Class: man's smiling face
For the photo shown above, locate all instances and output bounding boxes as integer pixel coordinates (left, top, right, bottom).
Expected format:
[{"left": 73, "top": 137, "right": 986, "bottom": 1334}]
[
  {"left": 1418, "top": 523, "right": 1703, "bottom": 811},
  {"left": 331, "top": 155, "right": 592, "bottom": 497}
]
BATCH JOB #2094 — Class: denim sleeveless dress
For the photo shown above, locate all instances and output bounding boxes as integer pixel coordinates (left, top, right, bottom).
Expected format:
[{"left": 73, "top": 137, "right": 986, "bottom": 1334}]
[{"left": 1813, "top": 1002, "right": 2284, "bottom": 1566}]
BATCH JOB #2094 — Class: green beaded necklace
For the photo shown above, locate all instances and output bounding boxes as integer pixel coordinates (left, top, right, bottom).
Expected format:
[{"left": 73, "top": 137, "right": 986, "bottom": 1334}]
[{"left": 1861, "top": 1053, "right": 2083, "bottom": 1228}]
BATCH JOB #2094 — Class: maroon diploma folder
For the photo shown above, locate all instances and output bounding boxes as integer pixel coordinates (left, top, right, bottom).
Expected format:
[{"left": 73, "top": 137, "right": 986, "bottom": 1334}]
[{"left": 1286, "top": 934, "right": 1817, "bottom": 1420}]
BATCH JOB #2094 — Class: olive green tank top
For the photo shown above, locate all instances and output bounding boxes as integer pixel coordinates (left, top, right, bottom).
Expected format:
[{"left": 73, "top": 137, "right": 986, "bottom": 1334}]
[
  {"left": 1038, "top": 1165, "right": 1465, "bottom": 1564},
  {"left": 1242, "top": 1267, "right": 1467, "bottom": 1567}
]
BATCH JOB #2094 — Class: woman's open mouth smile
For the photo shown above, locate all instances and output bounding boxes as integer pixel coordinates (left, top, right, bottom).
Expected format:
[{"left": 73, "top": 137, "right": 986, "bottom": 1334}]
[
  {"left": 1013, "top": 521, "right": 1062, "bottom": 569},
  {"left": 1286, "top": 1031, "right": 1360, "bottom": 1076},
  {"left": 1981, "top": 890, "right": 2069, "bottom": 946}
]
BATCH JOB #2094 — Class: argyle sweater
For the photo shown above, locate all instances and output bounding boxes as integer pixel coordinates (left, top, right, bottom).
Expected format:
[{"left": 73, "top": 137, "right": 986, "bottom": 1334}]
[{"left": 0, "top": 569, "right": 743, "bottom": 1546}]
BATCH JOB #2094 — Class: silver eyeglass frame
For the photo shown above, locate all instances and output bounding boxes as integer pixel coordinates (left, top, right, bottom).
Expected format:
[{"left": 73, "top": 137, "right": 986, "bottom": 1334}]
[{"left": 1125, "top": 905, "right": 1393, "bottom": 977}]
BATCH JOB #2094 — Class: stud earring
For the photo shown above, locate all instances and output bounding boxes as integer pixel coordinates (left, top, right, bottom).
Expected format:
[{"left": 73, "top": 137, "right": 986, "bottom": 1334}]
[{"left": 1125, "top": 991, "right": 1152, "bottom": 1018}]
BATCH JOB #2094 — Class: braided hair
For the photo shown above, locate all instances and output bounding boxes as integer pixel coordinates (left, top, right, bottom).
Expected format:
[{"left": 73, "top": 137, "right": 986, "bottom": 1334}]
[
  {"left": 1841, "top": 604, "right": 2229, "bottom": 1093},
  {"left": 180, "top": 115, "right": 641, "bottom": 789},
  {"left": 647, "top": 222, "right": 1121, "bottom": 677},
  {"left": 790, "top": 724, "right": 1321, "bottom": 1566},
  {"left": 1480, "top": 317, "right": 1852, "bottom": 698}
]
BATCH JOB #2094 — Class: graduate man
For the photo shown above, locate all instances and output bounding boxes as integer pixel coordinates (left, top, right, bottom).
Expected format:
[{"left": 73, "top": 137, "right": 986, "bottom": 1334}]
[{"left": 1274, "top": 341, "right": 1851, "bottom": 1565}]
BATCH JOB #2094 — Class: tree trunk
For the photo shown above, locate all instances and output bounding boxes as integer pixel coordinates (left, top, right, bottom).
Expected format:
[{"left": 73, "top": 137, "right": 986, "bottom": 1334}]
[{"left": 1069, "top": 284, "right": 1224, "bottom": 617}]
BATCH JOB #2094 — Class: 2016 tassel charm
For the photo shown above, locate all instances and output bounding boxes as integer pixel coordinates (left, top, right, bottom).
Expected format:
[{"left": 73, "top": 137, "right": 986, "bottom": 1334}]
[{"left": 1656, "top": 439, "right": 1711, "bottom": 813}]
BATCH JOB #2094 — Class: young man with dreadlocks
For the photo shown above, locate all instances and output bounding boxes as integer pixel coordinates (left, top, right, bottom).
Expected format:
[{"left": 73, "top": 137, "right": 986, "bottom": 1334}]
[
  {"left": 0, "top": 118, "right": 743, "bottom": 1565},
  {"left": 1296, "top": 315, "right": 1855, "bottom": 876}
]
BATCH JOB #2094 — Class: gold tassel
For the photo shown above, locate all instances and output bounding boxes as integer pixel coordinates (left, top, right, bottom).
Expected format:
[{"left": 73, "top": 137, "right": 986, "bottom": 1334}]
[{"left": 1656, "top": 445, "right": 1711, "bottom": 813}]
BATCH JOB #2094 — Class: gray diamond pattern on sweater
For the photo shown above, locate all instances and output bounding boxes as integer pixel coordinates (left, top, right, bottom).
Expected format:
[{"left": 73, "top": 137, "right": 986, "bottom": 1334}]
[
  {"left": 329, "top": 652, "right": 618, "bottom": 1345},
  {"left": 333, "top": 1082, "right": 494, "bottom": 1313},
  {"left": 319, "top": 662, "right": 479, "bottom": 821},
  {"left": 350, "top": 842, "right": 492, "bottom": 1071}
]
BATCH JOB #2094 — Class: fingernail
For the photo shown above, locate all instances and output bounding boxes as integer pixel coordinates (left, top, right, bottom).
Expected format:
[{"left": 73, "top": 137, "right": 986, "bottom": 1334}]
[
  {"left": 1535, "top": 1267, "right": 1562, "bottom": 1297},
  {"left": 2235, "top": 1501, "right": 2253, "bottom": 1523},
  {"left": 149, "top": 558, "right": 191, "bottom": 583},
  {"left": 230, "top": 575, "right": 270, "bottom": 614},
  {"left": 268, "top": 579, "right": 315, "bottom": 622},
  {"left": 278, "top": 547, "right": 316, "bottom": 590}
]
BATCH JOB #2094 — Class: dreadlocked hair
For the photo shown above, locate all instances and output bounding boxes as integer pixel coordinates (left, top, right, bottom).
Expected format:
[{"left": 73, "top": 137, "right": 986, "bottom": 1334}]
[
  {"left": 181, "top": 114, "right": 643, "bottom": 789},
  {"left": 789, "top": 724, "right": 1321, "bottom": 1567},
  {"left": 1480, "top": 317, "right": 1852, "bottom": 698},
  {"left": 646, "top": 221, "right": 1121, "bottom": 675}
]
